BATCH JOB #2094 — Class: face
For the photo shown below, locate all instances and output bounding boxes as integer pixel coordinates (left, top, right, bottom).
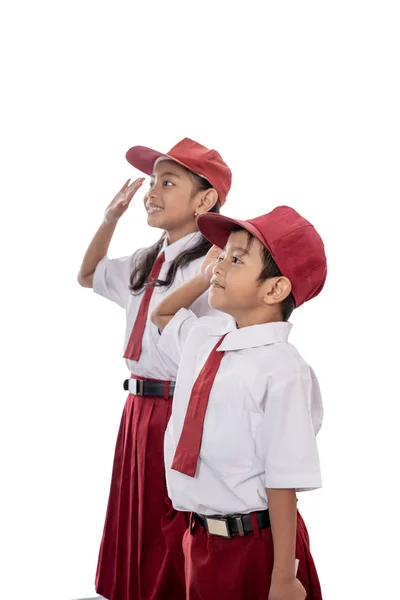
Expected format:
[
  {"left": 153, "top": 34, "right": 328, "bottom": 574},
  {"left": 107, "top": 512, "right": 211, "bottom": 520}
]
[
  {"left": 209, "top": 230, "right": 285, "bottom": 326},
  {"left": 144, "top": 160, "right": 201, "bottom": 238}
]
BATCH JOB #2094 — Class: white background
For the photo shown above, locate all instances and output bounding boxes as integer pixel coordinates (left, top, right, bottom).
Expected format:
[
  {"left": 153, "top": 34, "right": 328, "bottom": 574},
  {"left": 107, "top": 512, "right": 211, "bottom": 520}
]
[{"left": 1, "top": 1, "right": 399, "bottom": 599}]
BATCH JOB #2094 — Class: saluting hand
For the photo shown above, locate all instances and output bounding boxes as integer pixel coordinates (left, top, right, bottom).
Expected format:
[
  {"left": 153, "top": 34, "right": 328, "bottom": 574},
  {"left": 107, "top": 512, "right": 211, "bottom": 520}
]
[
  {"left": 104, "top": 178, "right": 145, "bottom": 224},
  {"left": 269, "top": 577, "right": 306, "bottom": 600},
  {"left": 200, "top": 245, "right": 221, "bottom": 283}
]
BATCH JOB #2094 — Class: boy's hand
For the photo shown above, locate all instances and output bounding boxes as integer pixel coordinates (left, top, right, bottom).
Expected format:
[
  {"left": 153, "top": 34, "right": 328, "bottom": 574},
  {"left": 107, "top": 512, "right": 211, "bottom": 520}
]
[
  {"left": 200, "top": 245, "right": 221, "bottom": 282},
  {"left": 269, "top": 577, "right": 306, "bottom": 600}
]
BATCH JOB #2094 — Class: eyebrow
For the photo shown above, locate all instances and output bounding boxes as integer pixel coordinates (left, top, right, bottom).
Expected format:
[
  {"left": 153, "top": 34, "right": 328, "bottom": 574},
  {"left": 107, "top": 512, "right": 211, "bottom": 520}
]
[
  {"left": 150, "top": 171, "right": 181, "bottom": 179},
  {"left": 223, "top": 246, "right": 250, "bottom": 256}
]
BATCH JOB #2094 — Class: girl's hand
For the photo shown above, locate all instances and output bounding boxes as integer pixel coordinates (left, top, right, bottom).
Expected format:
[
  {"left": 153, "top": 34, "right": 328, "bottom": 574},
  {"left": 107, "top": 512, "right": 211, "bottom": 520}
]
[
  {"left": 200, "top": 245, "right": 221, "bottom": 282},
  {"left": 269, "top": 577, "right": 306, "bottom": 600},
  {"left": 104, "top": 178, "right": 145, "bottom": 224}
]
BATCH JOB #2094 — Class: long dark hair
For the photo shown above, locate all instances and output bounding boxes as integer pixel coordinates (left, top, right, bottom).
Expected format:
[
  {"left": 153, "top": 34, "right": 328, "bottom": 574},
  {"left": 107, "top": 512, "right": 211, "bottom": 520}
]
[{"left": 129, "top": 169, "right": 220, "bottom": 293}]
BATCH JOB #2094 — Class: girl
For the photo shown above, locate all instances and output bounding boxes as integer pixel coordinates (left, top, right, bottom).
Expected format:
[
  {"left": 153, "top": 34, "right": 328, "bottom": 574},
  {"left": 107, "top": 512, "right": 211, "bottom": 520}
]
[
  {"left": 77, "top": 138, "right": 232, "bottom": 600},
  {"left": 151, "top": 206, "right": 327, "bottom": 600}
]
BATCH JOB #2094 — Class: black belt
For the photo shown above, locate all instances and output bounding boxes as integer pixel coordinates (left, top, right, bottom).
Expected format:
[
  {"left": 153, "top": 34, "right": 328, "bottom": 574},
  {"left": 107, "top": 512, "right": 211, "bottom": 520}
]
[
  {"left": 194, "top": 510, "right": 270, "bottom": 538},
  {"left": 123, "top": 378, "right": 175, "bottom": 398}
]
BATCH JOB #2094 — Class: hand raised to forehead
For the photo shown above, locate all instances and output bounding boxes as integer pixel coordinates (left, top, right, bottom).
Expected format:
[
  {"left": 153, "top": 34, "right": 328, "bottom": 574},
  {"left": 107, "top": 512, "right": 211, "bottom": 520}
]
[
  {"left": 200, "top": 245, "right": 222, "bottom": 282},
  {"left": 104, "top": 178, "right": 145, "bottom": 224}
]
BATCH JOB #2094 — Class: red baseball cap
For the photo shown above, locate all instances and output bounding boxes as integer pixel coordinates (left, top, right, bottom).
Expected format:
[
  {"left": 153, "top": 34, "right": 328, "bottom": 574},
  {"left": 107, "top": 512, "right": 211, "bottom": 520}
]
[
  {"left": 126, "top": 137, "right": 232, "bottom": 206},
  {"left": 197, "top": 206, "right": 327, "bottom": 307}
]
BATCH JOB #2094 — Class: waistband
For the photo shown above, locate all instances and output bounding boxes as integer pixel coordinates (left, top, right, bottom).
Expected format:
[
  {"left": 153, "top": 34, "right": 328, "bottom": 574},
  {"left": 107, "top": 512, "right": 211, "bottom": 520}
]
[{"left": 123, "top": 376, "right": 175, "bottom": 398}]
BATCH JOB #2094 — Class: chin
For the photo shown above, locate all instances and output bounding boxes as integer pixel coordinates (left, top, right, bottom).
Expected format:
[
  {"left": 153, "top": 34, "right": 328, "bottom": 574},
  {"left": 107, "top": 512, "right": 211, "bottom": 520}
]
[
  {"left": 208, "top": 288, "right": 228, "bottom": 312},
  {"left": 146, "top": 212, "right": 165, "bottom": 229}
]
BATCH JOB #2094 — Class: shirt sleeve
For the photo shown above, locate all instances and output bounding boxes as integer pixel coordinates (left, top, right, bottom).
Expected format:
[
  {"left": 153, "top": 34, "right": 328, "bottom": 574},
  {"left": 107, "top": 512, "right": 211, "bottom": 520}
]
[
  {"left": 260, "top": 366, "right": 323, "bottom": 492},
  {"left": 157, "top": 308, "right": 200, "bottom": 371},
  {"left": 93, "top": 252, "right": 139, "bottom": 309}
]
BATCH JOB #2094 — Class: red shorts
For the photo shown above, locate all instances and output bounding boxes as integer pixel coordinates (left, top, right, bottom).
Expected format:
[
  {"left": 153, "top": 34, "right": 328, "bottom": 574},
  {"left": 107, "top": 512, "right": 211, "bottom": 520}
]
[{"left": 183, "top": 511, "right": 323, "bottom": 600}]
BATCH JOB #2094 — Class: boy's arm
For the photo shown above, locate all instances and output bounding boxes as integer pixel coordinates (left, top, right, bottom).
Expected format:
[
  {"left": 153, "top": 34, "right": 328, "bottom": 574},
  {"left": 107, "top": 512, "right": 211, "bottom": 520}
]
[
  {"left": 151, "top": 245, "right": 220, "bottom": 331},
  {"left": 266, "top": 488, "right": 297, "bottom": 581},
  {"left": 151, "top": 275, "right": 210, "bottom": 331},
  {"left": 263, "top": 369, "right": 322, "bottom": 598}
]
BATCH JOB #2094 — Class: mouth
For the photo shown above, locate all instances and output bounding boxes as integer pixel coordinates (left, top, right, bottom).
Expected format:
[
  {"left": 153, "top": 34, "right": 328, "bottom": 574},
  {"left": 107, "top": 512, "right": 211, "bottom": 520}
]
[
  {"left": 210, "top": 278, "right": 225, "bottom": 289},
  {"left": 146, "top": 202, "right": 164, "bottom": 214}
]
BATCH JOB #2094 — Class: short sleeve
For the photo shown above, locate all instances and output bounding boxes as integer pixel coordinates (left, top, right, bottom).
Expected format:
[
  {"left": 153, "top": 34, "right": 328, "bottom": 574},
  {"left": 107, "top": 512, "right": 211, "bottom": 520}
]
[
  {"left": 93, "top": 253, "right": 137, "bottom": 309},
  {"left": 157, "top": 308, "right": 200, "bottom": 371},
  {"left": 260, "top": 367, "right": 323, "bottom": 492}
]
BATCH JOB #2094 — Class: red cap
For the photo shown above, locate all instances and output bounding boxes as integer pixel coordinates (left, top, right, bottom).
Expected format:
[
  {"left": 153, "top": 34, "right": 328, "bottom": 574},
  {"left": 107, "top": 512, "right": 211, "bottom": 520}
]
[
  {"left": 126, "top": 137, "right": 232, "bottom": 206},
  {"left": 197, "top": 206, "right": 327, "bottom": 308}
]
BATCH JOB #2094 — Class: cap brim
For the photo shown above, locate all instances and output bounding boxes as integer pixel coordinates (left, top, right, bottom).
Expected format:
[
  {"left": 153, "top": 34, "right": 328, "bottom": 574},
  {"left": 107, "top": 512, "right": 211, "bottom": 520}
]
[
  {"left": 197, "top": 213, "right": 269, "bottom": 250},
  {"left": 126, "top": 145, "right": 196, "bottom": 176}
]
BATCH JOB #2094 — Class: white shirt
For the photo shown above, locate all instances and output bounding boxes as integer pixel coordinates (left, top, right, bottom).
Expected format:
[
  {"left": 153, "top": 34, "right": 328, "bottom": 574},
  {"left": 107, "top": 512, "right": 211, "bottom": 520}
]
[
  {"left": 159, "top": 308, "right": 323, "bottom": 515},
  {"left": 93, "top": 232, "right": 225, "bottom": 380}
]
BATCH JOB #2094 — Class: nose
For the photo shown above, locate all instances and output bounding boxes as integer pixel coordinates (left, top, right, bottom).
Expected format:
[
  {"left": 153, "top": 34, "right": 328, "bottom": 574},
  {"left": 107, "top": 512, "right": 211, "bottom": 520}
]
[
  {"left": 148, "top": 180, "right": 161, "bottom": 199},
  {"left": 213, "top": 257, "right": 227, "bottom": 277}
]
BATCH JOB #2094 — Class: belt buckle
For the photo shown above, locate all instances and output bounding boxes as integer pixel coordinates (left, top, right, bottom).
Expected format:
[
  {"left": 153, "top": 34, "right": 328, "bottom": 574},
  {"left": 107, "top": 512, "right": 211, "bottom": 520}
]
[
  {"left": 234, "top": 515, "right": 245, "bottom": 536},
  {"left": 206, "top": 517, "right": 231, "bottom": 538},
  {"left": 135, "top": 380, "right": 144, "bottom": 395}
]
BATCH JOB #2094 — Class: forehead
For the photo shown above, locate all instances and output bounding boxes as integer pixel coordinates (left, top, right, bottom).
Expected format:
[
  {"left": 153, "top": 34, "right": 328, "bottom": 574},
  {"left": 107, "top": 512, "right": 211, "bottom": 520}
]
[
  {"left": 226, "top": 230, "right": 264, "bottom": 258},
  {"left": 226, "top": 229, "right": 249, "bottom": 248},
  {"left": 152, "top": 159, "right": 189, "bottom": 179}
]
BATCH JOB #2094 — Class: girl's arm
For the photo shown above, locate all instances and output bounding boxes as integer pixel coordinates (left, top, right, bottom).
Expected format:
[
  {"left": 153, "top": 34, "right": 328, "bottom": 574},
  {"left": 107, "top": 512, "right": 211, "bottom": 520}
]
[
  {"left": 77, "top": 178, "right": 144, "bottom": 288},
  {"left": 151, "top": 245, "right": 220, "bottom": 331}
]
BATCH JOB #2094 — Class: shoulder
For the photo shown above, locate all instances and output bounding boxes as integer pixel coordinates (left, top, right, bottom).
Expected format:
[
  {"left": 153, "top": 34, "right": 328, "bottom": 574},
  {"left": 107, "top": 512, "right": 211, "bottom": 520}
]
[{"left": 262, "top": 342, "right": 317, "bottom": 386}]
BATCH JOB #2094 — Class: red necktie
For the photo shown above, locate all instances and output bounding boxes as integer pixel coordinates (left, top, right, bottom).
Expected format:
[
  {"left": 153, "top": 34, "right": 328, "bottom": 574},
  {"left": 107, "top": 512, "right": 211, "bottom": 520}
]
[
  {"left": 171, "top": 335, "right": 227, "bottom": 477},
  {"left": 123, "top": 251, "right": 165, "bottom": 361}
]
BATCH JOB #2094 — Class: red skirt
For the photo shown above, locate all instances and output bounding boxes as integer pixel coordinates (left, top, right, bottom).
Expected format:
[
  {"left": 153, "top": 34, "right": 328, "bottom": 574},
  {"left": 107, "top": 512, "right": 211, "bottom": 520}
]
[
  {"left": 183, "top": 511, "right": 323, "bottom": 600},
  {"left": 95, "top": 387, "right": 188, "bottom": 600}
]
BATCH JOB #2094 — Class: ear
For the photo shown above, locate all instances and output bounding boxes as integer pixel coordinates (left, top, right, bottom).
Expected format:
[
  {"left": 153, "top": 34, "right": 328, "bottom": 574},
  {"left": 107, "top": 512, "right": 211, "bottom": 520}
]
[
  {"left": 263, "top": 276, "right": 292, "bottom": 306},
  {"left": 194, "top": 188, "right": 219, "bottom": 214}
]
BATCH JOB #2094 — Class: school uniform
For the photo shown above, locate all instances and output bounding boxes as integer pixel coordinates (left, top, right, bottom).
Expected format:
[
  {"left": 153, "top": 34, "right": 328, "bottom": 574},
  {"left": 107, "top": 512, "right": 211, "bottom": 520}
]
[
  {"left": 154, "top": 205, "right": 327, "bottom": 600},
  {"left": 158, "top": 309, "right": 324, "bottom": 599},
  {"left": 93, "top": 232, "right": 230, "bottom": 600}
]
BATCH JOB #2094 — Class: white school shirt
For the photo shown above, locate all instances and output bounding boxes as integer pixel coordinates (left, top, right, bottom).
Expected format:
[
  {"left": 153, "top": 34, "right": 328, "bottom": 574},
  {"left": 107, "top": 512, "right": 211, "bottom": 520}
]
[
  {"left": 93, "top": 232, "right": 225, "bottom": 380},
  {"left": 159, "top": 308, "right": 323, "bottom": 516}
]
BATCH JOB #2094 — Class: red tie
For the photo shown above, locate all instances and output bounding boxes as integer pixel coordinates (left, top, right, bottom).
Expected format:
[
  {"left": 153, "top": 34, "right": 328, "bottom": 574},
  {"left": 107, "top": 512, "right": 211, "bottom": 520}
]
[
  {"left": 123, "top": 252, "right": 165, "bottom": 361},
  {"left": 171, "top": 335, "right": 227, "bottom": 477}
]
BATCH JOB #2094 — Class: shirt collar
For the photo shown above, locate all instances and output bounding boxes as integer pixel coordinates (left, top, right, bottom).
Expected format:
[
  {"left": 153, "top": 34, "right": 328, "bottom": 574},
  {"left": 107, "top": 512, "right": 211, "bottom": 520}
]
[
  {"left": 162, "top": 231, "right": 202, "bottom": 263},
  {"left": 212, "top": 321, "right": 292, "bottom": 351}
]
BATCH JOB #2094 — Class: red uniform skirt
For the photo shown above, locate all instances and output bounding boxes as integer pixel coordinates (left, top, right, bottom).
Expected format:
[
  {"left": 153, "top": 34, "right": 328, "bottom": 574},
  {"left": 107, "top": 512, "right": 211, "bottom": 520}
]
[
  {"left": 183, "top": 511, "right": 322, "bottom": 600},
  {"left": 95, "top": 379, "right": 188, "bottom": 600}
]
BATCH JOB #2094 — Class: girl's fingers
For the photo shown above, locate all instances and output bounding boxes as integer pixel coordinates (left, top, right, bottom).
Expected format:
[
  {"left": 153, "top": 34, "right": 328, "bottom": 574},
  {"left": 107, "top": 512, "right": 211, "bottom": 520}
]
[
  {"left": 126, "top": 178, "right": 145, "bottom": 199},
  {"left": 118, "top": 179, "right": 131, "bottom": 193},
  {"left": 128, "top": 177, "right": 145, "bottom": 189}
]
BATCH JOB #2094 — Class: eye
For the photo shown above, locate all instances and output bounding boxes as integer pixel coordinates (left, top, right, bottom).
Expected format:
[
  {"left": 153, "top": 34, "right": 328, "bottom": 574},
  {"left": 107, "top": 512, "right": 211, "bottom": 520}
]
[
  {"left": 163, "top": 180, "right": 173, "bottom": 187},
  {"left": 217, "top": 253, "right": 225, "bottom": 262},
  {"left": 232, "top": 256, "right": 242, "bottom": 264}
]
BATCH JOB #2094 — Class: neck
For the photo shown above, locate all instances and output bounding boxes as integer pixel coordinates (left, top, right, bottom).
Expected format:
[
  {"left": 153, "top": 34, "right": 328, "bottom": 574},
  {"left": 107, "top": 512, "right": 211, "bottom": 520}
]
[
  {"left": 165, "top": 222, "right": 199, "bottom": 245},
  {"left": 232, "top": 308, "right": 283, "bottom": 328}
]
